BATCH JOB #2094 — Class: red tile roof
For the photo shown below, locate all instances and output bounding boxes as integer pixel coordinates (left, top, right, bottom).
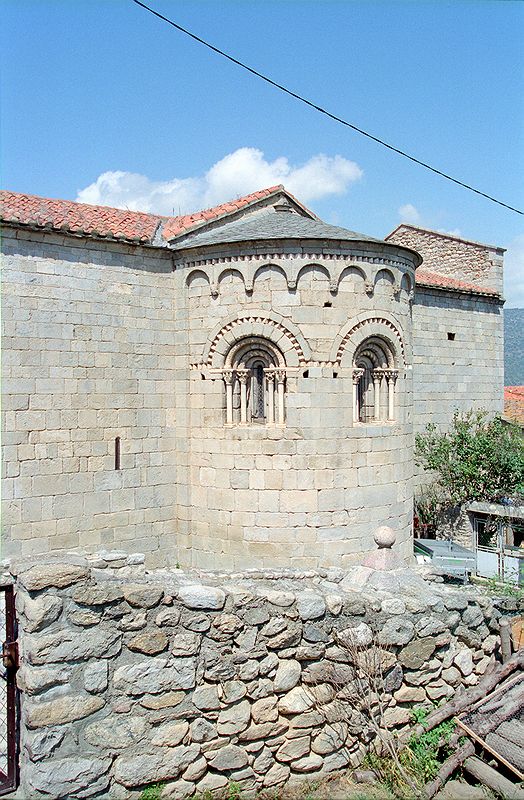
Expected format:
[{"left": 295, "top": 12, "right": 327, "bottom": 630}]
[
  {"left": 162, "top": 185, "right": 285, "bottom": 240},
  {"left": 415, "top": 268, "right": 500, "bottom": 297},
  {"left": 504, "top": 386, "right": 524, "bottom": 424},
  {"left": 0, "top": 189, "right": 503, "bottom": 299},
  {"left": 0, "top": 186, "right": 288, "bottom": 246},
  {"left": 0, "top": 189, "right": 163, "bottom": 243}
]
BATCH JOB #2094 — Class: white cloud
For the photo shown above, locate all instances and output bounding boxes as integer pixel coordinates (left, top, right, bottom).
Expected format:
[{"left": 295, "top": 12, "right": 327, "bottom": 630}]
[
  {"left": 504, "top": 234, "right": 524, "bottom": 308},
  {"left": 76, "top": 147, "right": 363, "bottom": 216},
  {"left": 398, "top": 203, "right": 421, "bottom": 224},
  {"left": 398, "top": 204, "right": 463, "bottom": 238},
  {"left": 437, "top": 227, "right": 462, "bottom": 238}
]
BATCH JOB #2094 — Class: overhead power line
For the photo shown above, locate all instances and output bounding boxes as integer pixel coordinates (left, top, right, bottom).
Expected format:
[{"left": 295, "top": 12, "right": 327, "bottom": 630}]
[{"left": 131, "top": 0, "right": 522, "bottom": 216}]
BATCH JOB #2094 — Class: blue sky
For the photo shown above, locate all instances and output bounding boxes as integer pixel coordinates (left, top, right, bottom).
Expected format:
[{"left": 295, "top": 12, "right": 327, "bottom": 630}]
[{"left": 2, "top": 0, "right": 523, "bottom": 305}]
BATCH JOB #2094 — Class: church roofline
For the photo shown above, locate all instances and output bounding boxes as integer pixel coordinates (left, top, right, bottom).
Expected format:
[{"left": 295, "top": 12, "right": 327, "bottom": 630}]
[
  {"left": 0, "top": 186, "right": 318, "bottom": 248},
  {"left": 2, "top": 187, "right": 502, "bottom": 297},
  {"left": 386, "top": 223, "right": 505, "bottom": 253},
  {"left": 415, "top": 268, "right": 501, "bottom": 297}
]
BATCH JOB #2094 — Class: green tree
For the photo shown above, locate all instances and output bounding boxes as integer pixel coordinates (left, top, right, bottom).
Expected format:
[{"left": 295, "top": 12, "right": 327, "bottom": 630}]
[{"left": 415, "top": 411, "right": 524, "bottom": 506}]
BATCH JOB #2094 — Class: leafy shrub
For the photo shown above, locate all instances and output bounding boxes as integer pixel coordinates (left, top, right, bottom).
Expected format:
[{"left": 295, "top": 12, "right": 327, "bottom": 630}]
[{"left": 415, "top": 410, "right": 524, "bottom": 506}]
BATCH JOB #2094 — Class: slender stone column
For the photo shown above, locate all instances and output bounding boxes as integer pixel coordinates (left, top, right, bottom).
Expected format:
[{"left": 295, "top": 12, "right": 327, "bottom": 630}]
[
  {"left": 223, "top": 370, "right": 234, "bottom": 425},
  {"left": 352, "top": 368, "right": 364, "bottom": 423},
  {"left": 385, "top": 370, "right": 398, "bottom": 421},
  {"left": 372, "top": 371, "right": 382, "bottom": 421},
  {"left": 237, "top": 370, "right": 249, "bottom": 424},
  {"left": 265, "top": 370, "right": 275, "bottom": 425},
  {"left": 276, "top": 369, "right": 286, "bottom": 425}
]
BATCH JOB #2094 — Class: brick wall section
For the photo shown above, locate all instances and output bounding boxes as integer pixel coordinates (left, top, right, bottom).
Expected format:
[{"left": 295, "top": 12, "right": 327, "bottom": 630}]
[
  {"left": 387, "top": 225, "right": 504, "bottom": 294},
  {"left": 7, "top": 551, "right": 511, "bottom": 800},
  {"left": 1, "top": 227, "right": 183, "bottom": 565}
]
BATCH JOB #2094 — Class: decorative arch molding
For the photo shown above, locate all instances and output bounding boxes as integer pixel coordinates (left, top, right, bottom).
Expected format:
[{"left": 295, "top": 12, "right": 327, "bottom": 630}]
[
  {"left": 186, "top": 269, "right": 210, "bottom": 289},
  {"left": 373, "top": 268, "right": 399, "bottom": 296},
  {"left": 248, "top": 263, "right": 289, "bottom": 293},
  {"left": 330, "top": 314, "right": 406, "bottom": 366},
  {"left": 183, "top": 255, "right": 415, "bottom": 298},
  {"left": 202, "top": 309, "right": 311, "bottom": 368}
]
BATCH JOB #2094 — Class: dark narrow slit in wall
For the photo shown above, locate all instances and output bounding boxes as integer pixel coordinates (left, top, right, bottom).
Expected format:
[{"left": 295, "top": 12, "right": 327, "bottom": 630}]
[
  {"left": 303, "top": 370, "right": 309, "bottom": 378},
  {"left": 447, "top": 332, "right": 456, "bottom": 341},
  {"left": 324, "top": 301, "right": 332, "bottom": 307},
  {"left": 333, "top": 371, "right": 338, "bottom": 378},
  {"left": 114, "top": 437, "right": 121, "bottom": 470}
]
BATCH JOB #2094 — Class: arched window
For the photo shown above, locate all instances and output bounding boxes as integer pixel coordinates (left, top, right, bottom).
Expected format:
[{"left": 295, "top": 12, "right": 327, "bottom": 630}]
[
  {"left": 352, "top": 336, "right": 398, "bottom": 423},
  {"left": 222, "top": 337, "right": 286, "bottom": 426}
]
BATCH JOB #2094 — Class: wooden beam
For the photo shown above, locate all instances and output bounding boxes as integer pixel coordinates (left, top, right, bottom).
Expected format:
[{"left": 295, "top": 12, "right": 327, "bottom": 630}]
[{"left": 463, "top": 756, "right": 524, "bottom": 800}]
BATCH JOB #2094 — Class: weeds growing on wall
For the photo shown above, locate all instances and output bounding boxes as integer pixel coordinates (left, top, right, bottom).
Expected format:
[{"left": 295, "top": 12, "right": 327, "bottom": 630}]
[
  {"left": 483, "top": 576, "right": 524, "bottom": 600},
  {"left": 365, "top": 709, "right": 457, "bottom": 799},
  {"left": 139, "top": 783, "right": 166, "bottom": 800}
]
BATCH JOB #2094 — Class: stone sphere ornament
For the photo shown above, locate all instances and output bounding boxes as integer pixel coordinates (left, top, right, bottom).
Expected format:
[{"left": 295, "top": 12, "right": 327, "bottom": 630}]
[{"left": 374, "top": 526, "right": 396, "bottom": 550}]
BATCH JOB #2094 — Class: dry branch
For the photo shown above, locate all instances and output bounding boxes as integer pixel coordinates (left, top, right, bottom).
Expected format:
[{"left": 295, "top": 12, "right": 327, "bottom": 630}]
[
  {"left": 412, "top": 651, "right": 523, "bottom": 740},
  {"left": 423, "top": 740, "right": 475, "bottom": 799}
]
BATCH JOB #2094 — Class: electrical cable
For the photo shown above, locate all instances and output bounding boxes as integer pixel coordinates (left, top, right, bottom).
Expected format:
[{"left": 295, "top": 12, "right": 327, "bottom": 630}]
[{"left": 131, "top": 0, "right": 522, "bottom": 216}]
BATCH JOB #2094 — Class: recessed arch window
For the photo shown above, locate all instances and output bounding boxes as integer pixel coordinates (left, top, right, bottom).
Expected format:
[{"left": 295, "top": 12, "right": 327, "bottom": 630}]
[
  {"left": 221, "top": 337, "right": 286, "bottom": 426},
  {"left": 352, "top": 336, "right": 398, "bottom": 423}
]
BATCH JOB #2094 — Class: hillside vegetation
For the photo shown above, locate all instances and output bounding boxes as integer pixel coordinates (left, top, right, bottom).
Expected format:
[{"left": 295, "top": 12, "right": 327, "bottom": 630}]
[{"left": 505, "top": 308, "right": 523, "bottom": 386}]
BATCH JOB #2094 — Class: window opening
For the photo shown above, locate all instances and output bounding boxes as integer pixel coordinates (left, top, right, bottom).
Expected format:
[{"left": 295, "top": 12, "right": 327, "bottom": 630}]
[
  {"left": 221, "top": 337, "right": 286, "bottom": 426},
  {"left": 447, "top": 332, "right": 456, "bottom": 341},
  {"left": 252, "top": 362, "right": 265, "bottom": 420},
  {"left": 352, "top": 336, "right": 398, "bottom": 424},
  {"left": 114, "top": 437, "right": 121, "bottom": 470}
]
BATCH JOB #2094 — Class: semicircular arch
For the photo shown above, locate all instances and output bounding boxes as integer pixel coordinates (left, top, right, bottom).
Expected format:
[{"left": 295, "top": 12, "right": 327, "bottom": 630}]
[
  {"left": 203, "top": 309, "right": 311, "bottom": 368},
  {"left": 330, "top": 314, "right": 406, "bottom": 367}
]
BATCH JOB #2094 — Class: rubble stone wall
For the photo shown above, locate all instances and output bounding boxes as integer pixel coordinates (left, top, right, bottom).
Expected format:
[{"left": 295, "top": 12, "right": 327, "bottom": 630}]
[
  {"left": 387, "top": 225, "right": 504, "bottom": 292},
  {"left": 8, "top": 552, "right": 510, "bottom": 800}
]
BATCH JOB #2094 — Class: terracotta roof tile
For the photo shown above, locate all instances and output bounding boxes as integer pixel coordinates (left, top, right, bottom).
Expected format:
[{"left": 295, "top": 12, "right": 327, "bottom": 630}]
[
  {"left": 161, "top": 185, "right": 284, "bottom": 240},
  {"left": 504, "top": 386, "right": 524, "bottom": 424},
  {"left": 0, "top": 190, "right": 504, "bottom": 302},
  {"left": 0, "top": 190, "right": 164, "bottom": 243},
  {"left": 1, "top": 186, "right": 293, "bottom": 245},
  {"left": 415, "top": 268, "right": 500, "bottom": 297}
]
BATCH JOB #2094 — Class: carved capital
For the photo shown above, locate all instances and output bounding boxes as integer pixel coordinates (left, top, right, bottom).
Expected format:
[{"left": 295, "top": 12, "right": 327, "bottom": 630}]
[
  {"left": 222, "top": 369, "right": 235, "bottom": 386},
  {"left": 237, "top": 369, "right": 250, "bottom": 385},
  {"left": 383, "top": 369, "right": 398, "bottom": 383},
  {"left": 275, "top": 369, "right": 287, "bottom": 385},
  {"left": 352, "top": 368, "right": 365, "bottom": 385}
]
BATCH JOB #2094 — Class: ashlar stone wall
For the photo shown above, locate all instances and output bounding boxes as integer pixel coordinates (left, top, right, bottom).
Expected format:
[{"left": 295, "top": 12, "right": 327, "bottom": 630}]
[
  {"left": 412, "top": 288, "right": 504, "bottom": 435},
  {"left": 8, "top": 551, "right": 508, "bottom": 800},
  {"left": 1, "top": 227, "right": 184, "bottom": 566},
  {"left": 179, "top": 240, "right": 417, "bottom": 570}
]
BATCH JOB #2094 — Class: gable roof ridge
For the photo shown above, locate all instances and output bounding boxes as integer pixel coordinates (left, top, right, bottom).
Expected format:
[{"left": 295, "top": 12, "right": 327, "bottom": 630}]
[
  {"left": 162, "top": 184, "right": 318, "bottom": 242},
  {"left": 386, "top": 222, "right": 504, "bottom": 253}
]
